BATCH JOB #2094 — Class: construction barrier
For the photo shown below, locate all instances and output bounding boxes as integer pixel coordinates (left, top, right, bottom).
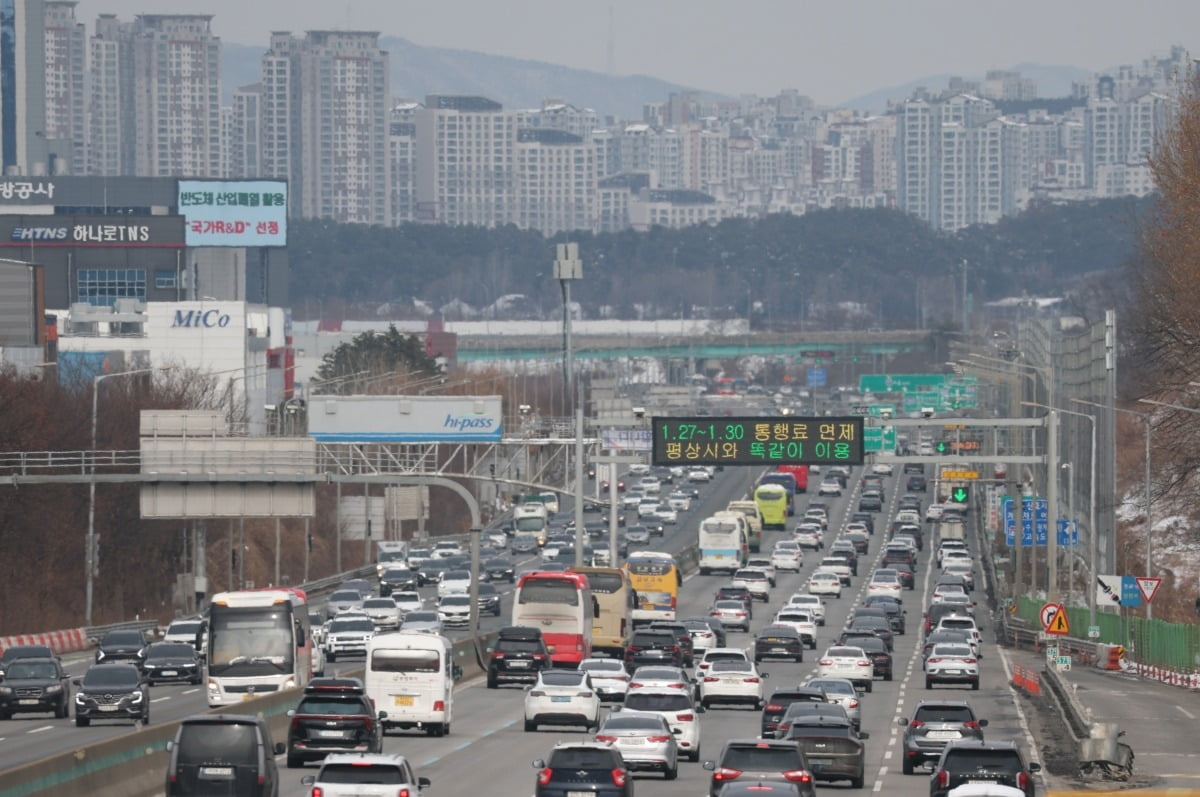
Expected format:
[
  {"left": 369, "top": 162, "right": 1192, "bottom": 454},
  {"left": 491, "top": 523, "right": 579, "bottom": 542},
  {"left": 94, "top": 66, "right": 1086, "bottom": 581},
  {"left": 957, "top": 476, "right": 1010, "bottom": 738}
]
[
  {"left": 0, "top": 628, "right": 90, "bottom": 657},
  {"left": 1012, "top": 663, "right": 1041, "bottom": 696},
  {"left": 1095, "top": 643, "right": 1124, "bottom": 671}
]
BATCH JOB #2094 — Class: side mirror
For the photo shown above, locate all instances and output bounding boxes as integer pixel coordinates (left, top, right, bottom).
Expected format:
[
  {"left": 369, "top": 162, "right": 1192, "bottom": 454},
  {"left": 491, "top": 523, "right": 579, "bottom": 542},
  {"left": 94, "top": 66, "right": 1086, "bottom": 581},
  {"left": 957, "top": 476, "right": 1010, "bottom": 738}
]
[
  {"left": 761, "top": 672, "right": 769, "bottom": 679},
  {"left": 703, "top": 761, "right": 716, "bottom": 771},
  {"left": 273, "top": 742, "right": 286, "bottom": 755},
  {"left": 672, "top": 727, "right": 682, "bottom": 734},
  {"left": 72, "top": 678, "right": 81, "bottom": 687},
  {"left": 452, "top": 664, "right": 463, "bottom": 682},
  {"left": 419, "top": 777, "right": 432, "bottom": 787},
  {"left": 695, "top": 703, "right": 706, "bottom": 713},
  {"left": 896, "top": 717, "right": 908, "bottom": 726},
  {"left": 378, "top": 710, "right": 388, "bottom": 720},
  {"left": 532, "top": 759, "right": 546, "bottom": 768},
  {"left": 287, "top": 709, "right": 296, "bottom": 717},
  {"left": 166, "top": 740, "right": 175, "bottom": 752},
  {"left": 1029, "top": 762, "right": 1042, "bottom": 772},
  {"left": 301, "top": 776, "right": 315, "bottom": 786},
  {"left": 978, "top": 718, "right": 989, "bottom": 727}
]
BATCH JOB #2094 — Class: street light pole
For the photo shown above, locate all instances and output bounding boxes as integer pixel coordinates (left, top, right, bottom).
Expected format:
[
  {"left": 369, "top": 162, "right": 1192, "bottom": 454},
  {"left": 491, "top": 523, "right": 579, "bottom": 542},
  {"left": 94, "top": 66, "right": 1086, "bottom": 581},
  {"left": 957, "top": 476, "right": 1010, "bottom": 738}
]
[{"left": 87, "top": 366, "right": 165, "bottom": 626}]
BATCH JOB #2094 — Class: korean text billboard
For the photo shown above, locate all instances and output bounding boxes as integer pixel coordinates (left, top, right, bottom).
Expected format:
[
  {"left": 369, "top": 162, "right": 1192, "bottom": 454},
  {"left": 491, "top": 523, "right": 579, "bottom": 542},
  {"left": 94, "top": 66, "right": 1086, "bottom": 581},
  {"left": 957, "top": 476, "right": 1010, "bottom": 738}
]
[{"left": 178, "top": 180, "right": 287, "bottom": 247}]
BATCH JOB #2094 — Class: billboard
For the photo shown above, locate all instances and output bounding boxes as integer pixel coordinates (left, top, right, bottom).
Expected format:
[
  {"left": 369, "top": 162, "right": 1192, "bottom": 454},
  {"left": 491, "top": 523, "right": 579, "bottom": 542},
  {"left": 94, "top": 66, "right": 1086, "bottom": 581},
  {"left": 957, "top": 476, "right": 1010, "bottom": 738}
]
[
  {"left": 652, "top": 416, "right": 864, "bottom": 467},
  {"left": 307, "top": 395, "right": 503, "bottom": 442},
  {"left": 178, "top": 180, "right": 288, "bottom": 247}
]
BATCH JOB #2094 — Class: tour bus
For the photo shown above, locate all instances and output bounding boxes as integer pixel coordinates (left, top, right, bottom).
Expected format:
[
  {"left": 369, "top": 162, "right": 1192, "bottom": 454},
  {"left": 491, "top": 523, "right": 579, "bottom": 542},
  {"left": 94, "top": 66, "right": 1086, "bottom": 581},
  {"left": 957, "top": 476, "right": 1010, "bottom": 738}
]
[
  {"left": 777, "top": 464, "right": 810, "bottom": 494},
  {"left": 511, "top": 570, "right": 595, "bottom": 667},
  {"left": 726, "top": 499, "right": 765, "bottom": 549},
  {"left": 758, "top": 471, "right": 798, "bottom": 515},
  {"left": 365, "top": 631, "right": 458, "bottom": 737},
  {"left": 569, "top": 566, "right": 635, "bottom": 658},
  {"left": 625, "top": 551, "right": 682, "bottom": 625},
  {"left": 204, "top": 588, "right": 312, "bottom": 707},
  {"left": 513, "top": 502, "right": 550, "bottom": 547},
  {"left": 753, "top": 483, "right": 790, "bottom": 531},
  {"left": 697, "top": 513, "right": 749, "bottom": 575}
]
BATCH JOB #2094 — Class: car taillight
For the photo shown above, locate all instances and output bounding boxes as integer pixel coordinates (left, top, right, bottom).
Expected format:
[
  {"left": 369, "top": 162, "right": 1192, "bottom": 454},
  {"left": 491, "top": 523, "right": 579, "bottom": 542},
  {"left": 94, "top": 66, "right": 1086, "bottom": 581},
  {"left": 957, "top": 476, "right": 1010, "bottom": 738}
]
[
  {"left": 1017, "top": 772, "right": 1030, "bottom": 789},
  {"left": 398, "top": 790, "right": 412, "bottom": 797},
  {"left": 311, "top": 788, "right": 323, "bottom": 797},
  {"left": 909, "top": 720, "right": 924, "bottom": 729},
  {"left": 744, "top": 677, "right": 760, "bottom": 683},
  {"left": 290, "top": 717, "right": 301, "bottom": 732},
  {"left": 936, "top": 770, "right": 949, "bottom": 788},
  {"left": 611, "top": 768, "right": 627, "bottom": 787},
  {"left": 818, "top": 659, "right": 832, "bottom": 666},
  {"left": 765, "top": 704, "right": 783, "bottom": 712},
  {"left": 735, "top": 612, "right": 746, "bottom": 617},
  {"left": 537, "top": 767, "right": 553, "bottom": 786},
  {"left": 629, "top": 682, "right": 643, "bottom": 689},
  {"left": 713, "top": 767, "right": 743, "bottom": 782},
  {"left": 668, "top": 682, "right": 685, "bottom": 689},
  {"left": 433, "top": 700, "right": 445, "bottom": 712},
  {"left": 928, "top": 657, "right": 942, "bottom": 664},
  {"left": 857, "top": 660, "right": 870, "bottom": 666},
  {"left": 849, "top": 699, "right": 859, "bottom": 709},
  {"left": 677, "top": 712, "right": 694, "bottom": 721},
  {"left": 532, "top": 653, "right": 546, "bottom": 660},
  {"left": 491, "top": 652, "right": 505, "bottom": 659},
  {"left": 647, "top": 735, "right": 672, "bottom": 742},
  {"left": 577, "top": 691, "right": 594, "bottom": 698},
  {"left": 595, "top": 734, "right": 617, "bottom": 742},
  {"left": 784, "top": 770, "right": 813, "bottom": 783},
  {"left": 703, "top": 676, "right": 719, "bottom": 682},
  {"left": 672, "top": 645, "right": 680, "bottom": 654}
]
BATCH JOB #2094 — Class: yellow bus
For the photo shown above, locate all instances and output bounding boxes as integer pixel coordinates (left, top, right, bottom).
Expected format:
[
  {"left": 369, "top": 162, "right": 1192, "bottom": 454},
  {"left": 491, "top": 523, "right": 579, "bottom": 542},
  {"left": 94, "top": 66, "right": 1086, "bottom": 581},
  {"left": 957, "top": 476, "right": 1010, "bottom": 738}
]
[
  {"left": 569, "top": 566, "right": 634, "bottom": 658},
  {"left": 754, "top": 483, "right": 790, "bottom": 531},
  {"left": 624, "top": 552, "right": 681, "bottom": 626}
]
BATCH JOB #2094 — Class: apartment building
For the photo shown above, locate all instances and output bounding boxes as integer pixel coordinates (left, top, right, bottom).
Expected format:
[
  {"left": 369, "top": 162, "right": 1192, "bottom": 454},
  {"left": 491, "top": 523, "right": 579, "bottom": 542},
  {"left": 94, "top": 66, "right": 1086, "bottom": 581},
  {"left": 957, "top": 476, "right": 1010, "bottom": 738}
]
[
  {"left": 43, "top": 0, "right": 85, "bottom": 174},
  {"left": 515, "top": 128, "right": 596, "bottom": 235},
  {"left": 1, "top": 0, "right": 50, "bottom": 175}
]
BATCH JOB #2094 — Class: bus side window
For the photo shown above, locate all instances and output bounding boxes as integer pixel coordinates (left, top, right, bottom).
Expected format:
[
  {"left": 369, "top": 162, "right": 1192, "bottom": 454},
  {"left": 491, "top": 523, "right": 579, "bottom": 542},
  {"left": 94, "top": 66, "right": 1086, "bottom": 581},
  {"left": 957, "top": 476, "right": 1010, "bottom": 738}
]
[
  {"left": 294, "top": 619, "right": 306, "bottom": 647},
  {"left": 675, "top": 570, "right": 682, "bottom": 587},
  {"left": 592, "top": 596, "right": 600, "bottom": 619}
]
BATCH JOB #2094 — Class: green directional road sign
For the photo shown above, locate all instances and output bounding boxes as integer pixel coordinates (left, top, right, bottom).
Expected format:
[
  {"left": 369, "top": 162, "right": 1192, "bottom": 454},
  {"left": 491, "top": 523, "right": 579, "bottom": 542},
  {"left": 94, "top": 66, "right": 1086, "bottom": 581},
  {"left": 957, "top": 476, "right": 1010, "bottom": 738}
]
[
  {"left": 868, "top": 405, "right": 896, "bottom": 417},
  {"left": 951, "top": 485, "right": 970, "bottom": 503},
  {"left": 859, "top": 374, "right": 948, "bottom": 393},
  {"left": 863, "top": 426, "right": 897, "bottom": 453}
]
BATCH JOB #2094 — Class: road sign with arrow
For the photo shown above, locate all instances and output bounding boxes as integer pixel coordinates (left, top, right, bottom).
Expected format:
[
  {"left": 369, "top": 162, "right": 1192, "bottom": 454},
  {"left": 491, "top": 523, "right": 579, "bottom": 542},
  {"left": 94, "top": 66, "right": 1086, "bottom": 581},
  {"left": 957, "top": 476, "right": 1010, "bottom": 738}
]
[{"left": 951, "top": 486, "right": 969, "bottom": 503}]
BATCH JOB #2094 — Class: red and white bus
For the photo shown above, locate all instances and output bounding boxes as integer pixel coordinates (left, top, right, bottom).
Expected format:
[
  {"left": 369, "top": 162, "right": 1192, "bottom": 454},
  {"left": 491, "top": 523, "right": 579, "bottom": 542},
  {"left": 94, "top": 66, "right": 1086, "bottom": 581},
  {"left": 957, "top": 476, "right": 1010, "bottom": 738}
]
[
  {"left": 512, "top": 571, "right": 595, "bottom": 667},
  {"left": 203, "top": 588, "right": 313, "bottom": 707}
]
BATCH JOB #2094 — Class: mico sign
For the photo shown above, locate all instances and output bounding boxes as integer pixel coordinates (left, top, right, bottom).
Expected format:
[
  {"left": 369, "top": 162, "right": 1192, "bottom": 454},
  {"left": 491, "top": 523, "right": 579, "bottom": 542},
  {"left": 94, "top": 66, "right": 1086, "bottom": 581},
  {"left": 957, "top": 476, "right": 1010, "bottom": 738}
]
[{"left": 172, "top": 309, "right": 232, "bottom": 329}]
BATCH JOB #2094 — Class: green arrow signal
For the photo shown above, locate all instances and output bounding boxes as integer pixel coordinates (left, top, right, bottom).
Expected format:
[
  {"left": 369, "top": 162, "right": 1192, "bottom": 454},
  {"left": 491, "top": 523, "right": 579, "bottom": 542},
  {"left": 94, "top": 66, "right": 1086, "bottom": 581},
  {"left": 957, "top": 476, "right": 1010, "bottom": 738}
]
[
  {"left": 936, "top": 441, "right": 948, "bottom": 453},
  {"left": 952, "top": 487, "right": 968, "bottom": 503}
]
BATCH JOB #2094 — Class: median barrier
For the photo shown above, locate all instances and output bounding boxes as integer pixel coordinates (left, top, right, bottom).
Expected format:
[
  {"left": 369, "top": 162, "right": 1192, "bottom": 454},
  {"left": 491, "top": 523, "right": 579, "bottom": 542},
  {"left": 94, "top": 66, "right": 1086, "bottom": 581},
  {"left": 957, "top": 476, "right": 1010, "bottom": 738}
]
[
  {"left": 0, "top": 686, "right": 300, "bottom": 797},
  {"left": 0, "top": 628, "right": 90, "bottom": 658}
]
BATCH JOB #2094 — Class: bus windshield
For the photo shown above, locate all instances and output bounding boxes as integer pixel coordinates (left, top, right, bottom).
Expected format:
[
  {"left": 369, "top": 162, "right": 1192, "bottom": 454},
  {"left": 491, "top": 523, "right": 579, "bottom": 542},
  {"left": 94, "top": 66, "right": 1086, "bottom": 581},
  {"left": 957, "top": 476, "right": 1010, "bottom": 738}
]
[
  {"left": 518, "top": 579, "right": 579, "bottom": 605},
  {"left": 207, "top": 607, "right": 294, "bottom": 677},
  {"left": 581, "top": 571, "right": 624, "bottom": 594},
  {"left": 515, "top": 516, "right": 546, "bottom": 532},
  {"left": 627, "top": 559, "right": 672, "bottom": 576}
]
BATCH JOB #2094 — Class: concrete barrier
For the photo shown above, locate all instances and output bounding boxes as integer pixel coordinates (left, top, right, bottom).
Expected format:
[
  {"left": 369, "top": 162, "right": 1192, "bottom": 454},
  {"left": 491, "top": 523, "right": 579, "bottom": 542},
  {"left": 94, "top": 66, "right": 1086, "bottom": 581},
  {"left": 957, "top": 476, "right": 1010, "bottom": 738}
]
[{"left": 0, "top": 628, "right": 90, "bottom": 658}]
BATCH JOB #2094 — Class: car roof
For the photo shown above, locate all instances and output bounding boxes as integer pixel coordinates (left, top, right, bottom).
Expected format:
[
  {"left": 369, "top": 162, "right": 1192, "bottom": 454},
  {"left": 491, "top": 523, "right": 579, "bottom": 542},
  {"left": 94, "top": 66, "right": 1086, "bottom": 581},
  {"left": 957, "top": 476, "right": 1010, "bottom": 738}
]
[{"left": 319, "top": 753, "right": 412, "bottom": 768}]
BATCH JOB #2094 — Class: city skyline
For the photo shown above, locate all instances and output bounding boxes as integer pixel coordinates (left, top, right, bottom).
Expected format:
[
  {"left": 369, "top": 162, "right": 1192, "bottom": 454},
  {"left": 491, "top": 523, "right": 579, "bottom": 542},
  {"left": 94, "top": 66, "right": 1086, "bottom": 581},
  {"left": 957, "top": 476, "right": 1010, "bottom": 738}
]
[{"left": 75, "top": 0, "right": 1200, "bottom": 105}]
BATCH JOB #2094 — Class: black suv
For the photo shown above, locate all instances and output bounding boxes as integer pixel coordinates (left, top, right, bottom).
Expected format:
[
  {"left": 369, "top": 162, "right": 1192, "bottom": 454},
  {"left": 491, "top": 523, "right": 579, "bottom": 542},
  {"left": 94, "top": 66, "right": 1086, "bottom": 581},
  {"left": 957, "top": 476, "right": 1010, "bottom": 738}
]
[
  {"left": 73, "top": 662, "right": 149, "bottom": 726},
  {"left": 487, "top": 627, "right": 550, "bottom": 688},
  {"left": 704, "top": 738, "right": 816, "bottom": 797},
  {"left": 624, "top": 629, "right": 682, "bottom": 671},
  {"left": 784, "top": 715, "right": 869, "bottom": 788},
  {"left": 898, "top": 700, "right": 987, "bottom": 774},
  {"left": 94, "top": 628, "right": 148, "bottom": 664},
  {"left": 166, "top": 713, "right": 284, "bottom": 797},
  {"left": 138, "top": 642, "right": 202, "bottom": 685},
  {"left": 0, "top": 657, "right": 70, "bottom": 718},
  {"left": 286, "top": 677, "right": 382, "bottom": 768},
  {"left": 761, "top": 687, "right": 829, "bottom": 737},
  {"left": 929, "top": 740, "right": 1039, "bottom": 797},
  {"left": 839, "top": 632, "right": 893, "bottom": 680},
  {"left": 379, "top": 566, "right": 418, "bottom": 596},
  {"left": 0, "top": 644, "right": 56, "bottom": 679},
  {"left": 647, "top": 621, "right": 695, "bottom": 667},
  {"left": 533, "top": 742, "right": 632, "bottom": 797},
  {"left": 907, "top": 474, "right": 928, "bottom": 492},
  {"left": 483, "top": 557, "right": 516, "bottom": 583}
]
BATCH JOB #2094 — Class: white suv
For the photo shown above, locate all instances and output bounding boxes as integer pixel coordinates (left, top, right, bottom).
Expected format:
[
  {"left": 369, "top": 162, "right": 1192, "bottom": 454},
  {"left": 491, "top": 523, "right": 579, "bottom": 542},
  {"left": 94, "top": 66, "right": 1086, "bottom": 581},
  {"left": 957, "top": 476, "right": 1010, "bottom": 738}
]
[{"left": 301, "top": 753, "right": 430, "bottom": 797}]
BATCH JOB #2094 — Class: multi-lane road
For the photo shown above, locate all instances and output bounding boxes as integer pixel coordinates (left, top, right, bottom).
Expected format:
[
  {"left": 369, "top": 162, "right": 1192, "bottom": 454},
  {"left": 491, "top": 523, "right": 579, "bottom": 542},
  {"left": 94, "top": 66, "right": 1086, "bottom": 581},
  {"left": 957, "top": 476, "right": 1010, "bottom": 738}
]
[{"left": 1, "top": 463, "right": 1043, "bottom": 797}]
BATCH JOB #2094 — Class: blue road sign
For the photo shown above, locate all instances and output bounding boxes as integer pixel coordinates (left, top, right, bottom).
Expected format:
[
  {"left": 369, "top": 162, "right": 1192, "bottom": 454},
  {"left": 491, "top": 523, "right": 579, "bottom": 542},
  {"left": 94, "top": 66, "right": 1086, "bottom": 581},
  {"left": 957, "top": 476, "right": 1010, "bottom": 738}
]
[
  {"left": 1035, "top": 500, "right": 1048, "bottom": 547},
  {"left": 1120, "top": 576, "right": 1143, "bottom": 607},
  {"left": 807, "top": 368, "right": 827, "bottom": 388},
  {"left": 1020, "top": 498, "right": 1034, "bottom": 547},
  {"left": 1056, "top": 519, "right": 1079, "bottom": 546},
  {"left": 1003, "top": 498, "right": 1016, "bottom": 546}
]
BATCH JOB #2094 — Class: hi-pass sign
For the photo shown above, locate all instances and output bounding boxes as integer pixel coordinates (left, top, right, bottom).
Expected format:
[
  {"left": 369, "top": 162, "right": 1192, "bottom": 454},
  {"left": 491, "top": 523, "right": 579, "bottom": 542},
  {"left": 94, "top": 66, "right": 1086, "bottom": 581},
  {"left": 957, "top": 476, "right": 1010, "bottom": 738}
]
[{"left": 652, "top": 416, "right": 864, "bottom": 467}]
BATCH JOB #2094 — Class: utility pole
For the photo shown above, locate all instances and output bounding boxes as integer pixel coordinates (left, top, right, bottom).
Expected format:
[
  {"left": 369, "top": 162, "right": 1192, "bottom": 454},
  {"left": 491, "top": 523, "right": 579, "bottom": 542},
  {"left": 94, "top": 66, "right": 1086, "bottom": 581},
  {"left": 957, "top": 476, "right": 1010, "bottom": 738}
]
[{"left": 554, "top": 242, "right": 583, "bottom": 410}]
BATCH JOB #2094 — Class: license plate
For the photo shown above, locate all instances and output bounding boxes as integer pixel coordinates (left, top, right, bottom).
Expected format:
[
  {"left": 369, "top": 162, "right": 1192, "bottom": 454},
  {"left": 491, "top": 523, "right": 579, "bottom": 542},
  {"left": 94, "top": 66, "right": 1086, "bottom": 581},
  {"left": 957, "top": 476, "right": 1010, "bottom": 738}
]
[
  {"left": 508, "top": 661, "right": 530, "bottom": 669},
  {"left": 568, "top": 792, "right": 593, "bottom": 797},
  {"left": 18, "top": 699, "right": 39, "bottom": 705},
  {"left": 160, "top": 670, "right": 177, "bottom": 676},
  {"left": 623, "top": 737, "right": 644, "bottom": 744},
  {"left": 98, "top": 705, "right": 118, "bottom": 711},
  {"left": 200, "top": 766, "right": 234, "bottom": 777},
  {"left": 928, "top": 731, "right": 958, "bottom": 740},
  {"left": 944, "top": 669, "right": 961, "bottom": 675},
  {"left": 809, "top": 758, "right": 833, "bottom": 766},
  {"left": 393, "top": 695, "right": 414, "bottom": 707},
  {"left": 241, "top": 694, "right": 253, "bottom": 701},
  {"left": 551, "top": 695, "right": 572, "bottom": 703},
  {"left": 771, "top": 647, "right": 788, "bottom": 653}
]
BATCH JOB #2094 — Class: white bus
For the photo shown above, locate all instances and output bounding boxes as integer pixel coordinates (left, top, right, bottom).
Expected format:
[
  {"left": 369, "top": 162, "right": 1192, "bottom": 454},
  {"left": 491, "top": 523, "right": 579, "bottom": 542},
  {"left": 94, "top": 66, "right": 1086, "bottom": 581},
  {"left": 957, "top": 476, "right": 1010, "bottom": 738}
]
[
  {"left": 365, "top": 631, "right": 458, "bottom": 737},
  {"left": 698, "top": 513, "right": 748, "bottom": 575},
  {"left": 204, "top": 588, "right": 312, "bottom": 707}
]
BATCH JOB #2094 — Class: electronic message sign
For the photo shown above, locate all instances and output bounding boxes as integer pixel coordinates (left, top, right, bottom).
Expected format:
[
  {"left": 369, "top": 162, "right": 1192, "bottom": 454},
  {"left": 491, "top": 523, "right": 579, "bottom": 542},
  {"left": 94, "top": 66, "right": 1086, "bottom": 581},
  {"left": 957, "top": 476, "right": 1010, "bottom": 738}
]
[{"left": 652, "top": 416, "right": 864, "bottom": 467}]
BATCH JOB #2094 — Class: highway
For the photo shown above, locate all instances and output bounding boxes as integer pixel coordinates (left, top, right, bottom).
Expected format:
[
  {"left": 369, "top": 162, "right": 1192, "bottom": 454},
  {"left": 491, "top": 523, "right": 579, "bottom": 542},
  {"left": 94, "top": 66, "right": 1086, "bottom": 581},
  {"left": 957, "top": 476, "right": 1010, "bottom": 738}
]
[{"left": 0, "top": 462, "right": 1044, "bottom": 796}]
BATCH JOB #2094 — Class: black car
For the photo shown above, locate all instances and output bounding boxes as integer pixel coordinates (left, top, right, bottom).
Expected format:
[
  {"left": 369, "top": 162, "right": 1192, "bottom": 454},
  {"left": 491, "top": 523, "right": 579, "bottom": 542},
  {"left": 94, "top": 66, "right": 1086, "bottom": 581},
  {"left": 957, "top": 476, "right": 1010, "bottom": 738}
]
[
  {"left": 860, "top": 599, "right": 907, "bottom": 635},
  {"left": 483, "top": 557, "right": 516, "bottom": 582},
  {"left": 73, "top": 662, "right": 149, "bottom": 726},
  {"left": 94, "top": 628, "right": 148, "bottom": 664},
  {"left": 0, "top": 644, "right": 57, "bottom": 680},
  {"left": 286, "top": 677, "right": 382, "bottom": 767},
  {"left": 761, "top": 687, "right": 829, "bottom": 738},
  {"left": 754, "top": 624, "right": 805, "bottom": 663},
  {"left": 899, "top": 700, "right": 987, "bottom": 773},
  {"left": 624, "top": 629, "right": 683, "bottom": 671},
  {"left": 903, "top": 462, "right": 925, "bottom": 475},
  {"left": 487, "top": 627, "right": 550, "bottom": 688},
  {"left": 532, "top": 742, "right": 633, "bottom": 797},
  {"left": 379, "top": 566, "right": 418, "bottom": 596},
  {"left": 776, "top": 701, "right": 851, "bottom": 739},
  {"left": 138, "top": 642, "right": 202, "bottom": 685},
  {"left": 784, "top": 716, "right": 868, "bottom": 788},
  {"left": 929, "top": 740, "right": 1039, "bottom": 797},
  {"left": 713, "top": 585, "right": 755, "bottom": 617},
  {"left": 848, "top": 615, "right": 895, "bottom": 651},
  {"left": 907, "top": 475, "right": 928, "bottom": 492},
  {"left": 166, "top": 713, "right": 284, "bottom": 797},
  {"left": 826, "top": 547, "right": 858, "bottom": 577},
  {"left": 647, "top": 621, "right": 696, "bottom": 667},
  {"left": 0, "top": 657, "right": 70, "bottom": 718},
  {"left": 893, "top": 562, "right": 916, "bottom": 590},
  {"left": 839, "top": 632, "right": 893, "bottom": 680},
  {"left": 704, "top": 738, "right": 816, "bottom": 797},
  {"left": 476, "top": 582, "right": 502, "bottom": 616},
  {"left": 857, "top": 492, "right": 883, "bottom": 512}
]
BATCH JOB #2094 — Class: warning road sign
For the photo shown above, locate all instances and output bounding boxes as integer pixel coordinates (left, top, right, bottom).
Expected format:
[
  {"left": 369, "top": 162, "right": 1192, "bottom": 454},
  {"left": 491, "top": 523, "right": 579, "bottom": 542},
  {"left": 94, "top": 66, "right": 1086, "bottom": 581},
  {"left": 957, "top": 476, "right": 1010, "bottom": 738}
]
[
  {"left": 1046, "top": 605, "right": 1070, "bottom": 635},
  {"left": 1039, "top": 602, "right": 1063, "bottom": 631},
  {"left": 1137, "top": 577, "right": 1162, "bottom": 603}
]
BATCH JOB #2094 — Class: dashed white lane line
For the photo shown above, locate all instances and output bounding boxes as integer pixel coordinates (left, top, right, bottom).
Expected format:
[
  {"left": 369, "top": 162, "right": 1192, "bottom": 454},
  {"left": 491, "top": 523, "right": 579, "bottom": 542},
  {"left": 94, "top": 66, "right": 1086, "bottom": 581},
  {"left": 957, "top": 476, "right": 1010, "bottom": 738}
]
[
  {"left": 1177, "top": 705, "right": 1196, "bottom": 720},
  {"left": 27, "top": 725, "right": 53, "bottom": 734},
  {"left": 181, "top": 688, "right": 200, "bottom": 695},
  {"left": 151, "top": 696, "right": 172, "bottom": 703}
]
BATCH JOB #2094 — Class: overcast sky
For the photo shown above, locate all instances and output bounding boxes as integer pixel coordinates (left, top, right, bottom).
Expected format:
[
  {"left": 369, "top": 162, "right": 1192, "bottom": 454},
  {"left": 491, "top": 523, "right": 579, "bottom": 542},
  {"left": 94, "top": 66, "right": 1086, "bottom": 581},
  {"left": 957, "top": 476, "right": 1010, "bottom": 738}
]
[{"left": 78, "top": 0, "right": 1198, "bottom": 105}]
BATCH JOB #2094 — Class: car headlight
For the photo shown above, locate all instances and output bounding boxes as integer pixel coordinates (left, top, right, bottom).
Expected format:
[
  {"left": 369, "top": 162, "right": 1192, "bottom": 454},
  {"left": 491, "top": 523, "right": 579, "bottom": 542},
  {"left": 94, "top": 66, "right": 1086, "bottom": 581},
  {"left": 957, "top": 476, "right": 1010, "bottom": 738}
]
[
  {"left": 0, "top": 687, "right": 12, "bottom": 696},
  {"left": 96, "top": 651, "right": 107, "bottom": 660},
  {"left": 75, "top": 693, "right": 86, "bottom": 704},
  {"left": 44, "top": 684, "right": 63, "bottom": 694},
  {"left": 130, "top": 692, "right": 143, "bottom": 702},
  {"left": 284, "top": 678, "right": 296, "bottom": 689}
]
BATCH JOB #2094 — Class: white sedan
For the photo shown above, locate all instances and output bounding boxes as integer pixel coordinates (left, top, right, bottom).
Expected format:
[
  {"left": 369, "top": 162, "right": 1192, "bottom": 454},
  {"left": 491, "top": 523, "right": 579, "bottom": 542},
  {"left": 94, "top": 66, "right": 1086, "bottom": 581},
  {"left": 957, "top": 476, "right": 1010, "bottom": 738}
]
[
  {"left": 654, "top": 506, "right": 679, "bottom": 525},
  {"left": 524, "top": 669, "right": 601, "bottom": 731},
  {"left": 925, "top": 642, "right": 980, "bottom": 690},
  {"left": 785, "top": 593, "right": 826, "bottom": 625},
  {"left": 621, "top": 686, "right": 703, "bottom": 762},
  {"left": 817, "top": 480, "right": 843, "bottom": 497},
  {"left": 772, "top": 609, "right": 818, "bottom": 649},
  {"left": 770, "top": 544, "right": 804, "bottom": 572},
  {"left": 871, "top": 462, "right": 894, "bottom": 476},
  {"left": 687, "top": 468, "right": 711, "bottom": 483},
  {"left": 867, "top": 572, "right": 903, "bottom": 601},
  {"left": 807, "top": 572, "right": 843, "bottom": 598},
  {"left": 793, "top": 525, "right": 824, "bottom": 550},
  {"left": 579, "top": 657, "right": 631, "bottom": 702},
  {"left": 698, "top": 659, "right": 768, "bottom": 709},
  {"left": 745, "top": 558, "right": 778, "bottom": 587},
  {"left": 666, "top": 492, "right": 692, "bottom": 512},
  {"left": 816, "top": 646, "right": 874, "bottom": 692}
]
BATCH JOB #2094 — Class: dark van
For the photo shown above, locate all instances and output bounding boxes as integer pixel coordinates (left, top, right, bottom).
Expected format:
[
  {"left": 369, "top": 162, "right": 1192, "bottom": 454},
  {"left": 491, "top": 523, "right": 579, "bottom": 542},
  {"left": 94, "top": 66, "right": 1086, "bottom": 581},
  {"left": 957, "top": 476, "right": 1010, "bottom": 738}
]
[{"left": 166, "top": 714, "right": 284, "bottom": 796}]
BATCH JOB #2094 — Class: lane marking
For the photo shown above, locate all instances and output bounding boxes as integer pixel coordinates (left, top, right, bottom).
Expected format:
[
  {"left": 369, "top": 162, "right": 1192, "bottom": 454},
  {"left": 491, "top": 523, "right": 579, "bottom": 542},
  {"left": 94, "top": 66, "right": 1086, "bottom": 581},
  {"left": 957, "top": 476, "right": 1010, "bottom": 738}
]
[
  {"left": 1177, "top": 705, "right": 1196, "bottom": 720},
  {"left": 419, "top": 717, "right": 520, "bottom": 768},
  {"left": 151, "top": 696, "right": 172, "bottom": 703},
  {"left": 182, "top": 688, "right": 199, "bottom": 695},
  {"left": 27, "top": 726, "right": 53, "bottom": 734}
]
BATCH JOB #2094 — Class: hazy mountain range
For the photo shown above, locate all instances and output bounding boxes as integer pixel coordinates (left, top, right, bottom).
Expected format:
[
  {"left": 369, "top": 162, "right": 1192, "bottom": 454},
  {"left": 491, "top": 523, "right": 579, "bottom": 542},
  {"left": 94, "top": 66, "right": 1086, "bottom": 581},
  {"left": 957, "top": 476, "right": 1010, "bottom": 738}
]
[{"left": 223, "top": 38, "right": 1094, "bottom": 119}]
